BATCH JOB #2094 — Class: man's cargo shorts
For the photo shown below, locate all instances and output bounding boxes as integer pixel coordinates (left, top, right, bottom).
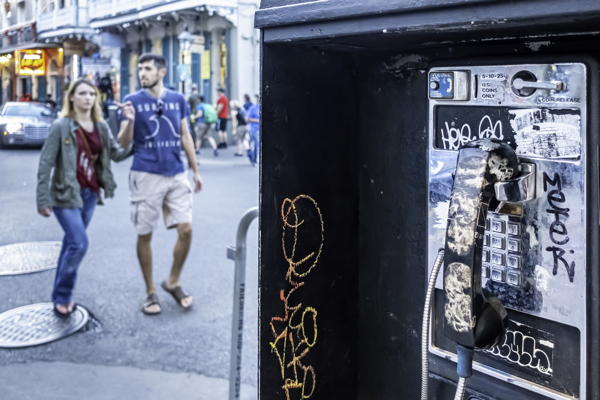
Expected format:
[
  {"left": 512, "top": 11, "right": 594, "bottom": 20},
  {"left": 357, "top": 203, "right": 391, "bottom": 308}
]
[{"left": 129, "top": 170, "right": 193, "bottom": 235}]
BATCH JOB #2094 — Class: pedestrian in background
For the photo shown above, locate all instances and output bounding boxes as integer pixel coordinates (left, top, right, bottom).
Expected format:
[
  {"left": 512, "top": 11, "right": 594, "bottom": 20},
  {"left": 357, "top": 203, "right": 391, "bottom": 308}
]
[
  {"left": 215, "top": 88, "right": 229, "bottom": 149},
  {"left": 36, "top": 78, "right": 130, "bottom": 318},
  {"left": 231, "top": 100, "right": 248, "bottom": 157},
  {"left": 45, "top": 94, "right": 57, "bottom": 112},
  {"left": 194, "top": 95, "right": 219, "bottom": 156},
  {"left": 243, "top": 93, "right": 253, "bottom": 112},
  {"left": 117, "top": 53, "right": 203, "bottom": 315},
  {"left": 187, "top": 84, "right": 202, "bottom": 148},
  {"left": 98, "top": 73, "right": 114, "bottom": 118},
  {"left": 247, "top": 94, "right": 260, "bottom": 166}
]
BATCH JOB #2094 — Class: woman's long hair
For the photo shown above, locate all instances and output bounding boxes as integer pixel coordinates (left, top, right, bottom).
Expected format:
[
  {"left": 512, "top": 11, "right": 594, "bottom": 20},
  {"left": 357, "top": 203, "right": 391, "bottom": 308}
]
[{"left": 60, "top": 79, "right": 104, "bottom": 123}]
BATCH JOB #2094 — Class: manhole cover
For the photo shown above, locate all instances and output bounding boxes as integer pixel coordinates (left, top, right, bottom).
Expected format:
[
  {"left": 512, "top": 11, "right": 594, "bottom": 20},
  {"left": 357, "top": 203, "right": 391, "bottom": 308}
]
[
  {"left": 0, "top": 303, "right": 89, "bottom": 348},
  {"left": 0, "top": 241, "right": 61, "bottom": 275}
]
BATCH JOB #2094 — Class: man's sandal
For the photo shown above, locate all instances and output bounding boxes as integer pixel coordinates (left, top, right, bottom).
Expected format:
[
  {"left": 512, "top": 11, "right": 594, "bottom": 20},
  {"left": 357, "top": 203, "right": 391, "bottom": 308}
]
[
  {"left": 161, "top": 281, "right": 193, "bottom": 309},
  {"left": 142, "top": 293, "right": 161, "bottom": 315}
]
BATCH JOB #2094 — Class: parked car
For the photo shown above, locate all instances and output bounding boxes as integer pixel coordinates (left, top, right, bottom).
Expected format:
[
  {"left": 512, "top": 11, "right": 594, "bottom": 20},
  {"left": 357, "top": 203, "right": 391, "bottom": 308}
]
[{"left": 0, "top": 102, "right": 57, "bottom": 148}]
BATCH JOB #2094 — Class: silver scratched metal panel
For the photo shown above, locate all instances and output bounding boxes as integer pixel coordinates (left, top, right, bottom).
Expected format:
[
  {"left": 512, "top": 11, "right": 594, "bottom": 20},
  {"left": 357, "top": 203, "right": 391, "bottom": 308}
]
[
  {"left": 0, "top": 303, "right": 89, "bottom": 348},
  {"left": 0, "top": 241, "right": 60, "bottom": 276},
  {"left": 427, "top": 63, "right": 587, "bottom": 399}
]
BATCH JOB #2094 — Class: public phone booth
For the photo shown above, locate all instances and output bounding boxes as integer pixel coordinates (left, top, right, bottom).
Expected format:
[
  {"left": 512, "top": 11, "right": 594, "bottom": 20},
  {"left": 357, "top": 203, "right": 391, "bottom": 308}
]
[{"left": 256, "top": 1, "right": 600, "bottom": 399}]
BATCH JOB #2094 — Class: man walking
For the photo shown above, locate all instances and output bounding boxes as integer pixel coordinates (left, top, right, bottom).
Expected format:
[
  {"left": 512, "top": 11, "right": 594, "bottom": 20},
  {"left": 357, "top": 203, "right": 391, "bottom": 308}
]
[
  {"left": 215, "top": 88, "right": 229, "bottom": 149},
  {"left": 194, "top": 95, "right": 219, "bottom": 156},
  {"left": 117, "top": 53, "right": 202, "bottom": 315},
  {"left": 247, "top": 94, "right": 261, "bottom": 166},
  {"left": 187, "top": 84, "right": 201, "bottom": 148}
]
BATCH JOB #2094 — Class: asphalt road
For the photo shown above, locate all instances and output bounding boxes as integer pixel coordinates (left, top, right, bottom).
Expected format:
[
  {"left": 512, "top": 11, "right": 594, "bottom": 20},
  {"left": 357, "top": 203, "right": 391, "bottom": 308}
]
[{"left": 0, "top": 145, "right": 259, "bottom": 397}]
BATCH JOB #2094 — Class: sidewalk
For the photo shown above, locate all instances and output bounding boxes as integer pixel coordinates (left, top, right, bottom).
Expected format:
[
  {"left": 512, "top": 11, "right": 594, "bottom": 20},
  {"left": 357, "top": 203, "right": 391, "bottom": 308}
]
[{"left": 0, "top": 361, "right": 257, "bottom": 400}]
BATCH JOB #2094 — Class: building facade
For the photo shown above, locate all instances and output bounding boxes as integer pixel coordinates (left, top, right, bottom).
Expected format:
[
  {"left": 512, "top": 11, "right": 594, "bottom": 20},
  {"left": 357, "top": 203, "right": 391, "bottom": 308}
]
[
  {"left": 0, "top": 0, "right": 63, "bottom": 104},
  {"left": 0, "top": 0, "right": 260, "bottom": 107}
]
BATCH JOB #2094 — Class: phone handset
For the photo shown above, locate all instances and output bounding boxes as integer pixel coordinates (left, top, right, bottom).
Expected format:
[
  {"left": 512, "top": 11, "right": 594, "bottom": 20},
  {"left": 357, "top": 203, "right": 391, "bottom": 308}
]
[{"left": 443, "top": 139, "right": 519, "bottom": 350}]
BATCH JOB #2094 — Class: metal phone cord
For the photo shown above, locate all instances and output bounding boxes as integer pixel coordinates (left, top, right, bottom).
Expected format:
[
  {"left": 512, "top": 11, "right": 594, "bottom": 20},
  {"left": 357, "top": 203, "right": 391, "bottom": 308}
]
[
  {"left": 421, "top": 249, "right": 468, "bottom": 400},
  {"left": 421, "top": 249, "right": 444, "bottom": 400}
]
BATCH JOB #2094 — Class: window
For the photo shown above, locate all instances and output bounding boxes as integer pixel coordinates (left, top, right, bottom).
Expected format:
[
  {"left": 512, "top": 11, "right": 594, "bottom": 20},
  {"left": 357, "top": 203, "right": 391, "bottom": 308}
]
[{"left": 17, "top": 1, "right": 25, "bottom": 23}]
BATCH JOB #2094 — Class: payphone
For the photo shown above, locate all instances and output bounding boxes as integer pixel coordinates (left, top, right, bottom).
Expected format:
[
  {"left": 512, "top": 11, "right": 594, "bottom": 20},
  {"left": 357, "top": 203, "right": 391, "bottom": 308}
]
[{"left": 425, "top": 63, "right": 591, "bottom": 399}]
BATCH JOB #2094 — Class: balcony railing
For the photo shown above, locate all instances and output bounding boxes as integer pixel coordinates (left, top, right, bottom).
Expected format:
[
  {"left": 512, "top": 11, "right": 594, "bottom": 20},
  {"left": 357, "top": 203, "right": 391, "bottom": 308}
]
[
  {"left": 37, "top": 5, "right": 90, "bottom": 34},
  {"left": 89, "top": 0, "right": 173, "bottom": 17},
  {"left": 89, "top": 0, "right": 236, "bottom": 19}
]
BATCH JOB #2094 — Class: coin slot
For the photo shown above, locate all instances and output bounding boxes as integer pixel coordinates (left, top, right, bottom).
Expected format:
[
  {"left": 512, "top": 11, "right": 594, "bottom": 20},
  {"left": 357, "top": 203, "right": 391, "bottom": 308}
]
[{"left": 511, "top": 70, "right": 537, "bottom": 97}]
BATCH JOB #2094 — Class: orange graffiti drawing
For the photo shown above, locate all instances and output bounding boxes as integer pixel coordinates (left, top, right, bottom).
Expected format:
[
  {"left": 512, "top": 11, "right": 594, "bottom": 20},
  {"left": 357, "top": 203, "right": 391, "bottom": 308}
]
[{"left": 270, "top": 195, "right": 324, "bottom": 400}]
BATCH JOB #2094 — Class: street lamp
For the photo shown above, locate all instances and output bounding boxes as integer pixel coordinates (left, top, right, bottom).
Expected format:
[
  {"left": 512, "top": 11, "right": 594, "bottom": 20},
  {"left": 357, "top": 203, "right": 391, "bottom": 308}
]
[
  {"left": 178, "top": 29, "right": 193, "bottom": 53},
  {"left": 177, "top": 28, "right": 193, "bottom": 94}
]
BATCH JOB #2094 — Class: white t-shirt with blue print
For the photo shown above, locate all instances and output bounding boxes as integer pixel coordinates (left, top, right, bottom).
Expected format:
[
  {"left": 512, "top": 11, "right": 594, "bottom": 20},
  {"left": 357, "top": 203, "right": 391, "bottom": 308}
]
[{"left": 121, "top": 89, "right": 190, "bottom": 176}]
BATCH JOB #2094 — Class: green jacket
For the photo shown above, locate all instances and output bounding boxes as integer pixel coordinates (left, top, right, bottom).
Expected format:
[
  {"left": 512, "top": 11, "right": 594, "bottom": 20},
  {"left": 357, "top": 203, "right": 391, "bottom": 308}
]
[{"left": 36, "top": 117, "right": 131, "bottom": 210}]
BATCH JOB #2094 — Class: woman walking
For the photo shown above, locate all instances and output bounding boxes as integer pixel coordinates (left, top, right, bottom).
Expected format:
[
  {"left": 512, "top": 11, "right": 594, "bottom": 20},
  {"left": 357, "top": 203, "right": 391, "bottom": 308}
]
[{"left": 36, "top": 79, "right": 130, "bottom": 318}]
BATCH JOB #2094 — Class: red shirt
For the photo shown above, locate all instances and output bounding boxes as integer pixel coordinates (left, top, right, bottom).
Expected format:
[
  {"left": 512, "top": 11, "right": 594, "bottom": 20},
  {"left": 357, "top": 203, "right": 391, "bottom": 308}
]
[
  {"left": 217, "top": 94, "right": 229, "bottom": 119},
  {"left": 75, "top": 125, "right": 102, "bottom": 192}
]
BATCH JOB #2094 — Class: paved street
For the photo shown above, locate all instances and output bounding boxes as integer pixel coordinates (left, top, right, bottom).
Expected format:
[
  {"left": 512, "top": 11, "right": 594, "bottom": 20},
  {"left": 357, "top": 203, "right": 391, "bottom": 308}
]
[{"left": 0, "top": 145, "right": 259, "bottom": 399}]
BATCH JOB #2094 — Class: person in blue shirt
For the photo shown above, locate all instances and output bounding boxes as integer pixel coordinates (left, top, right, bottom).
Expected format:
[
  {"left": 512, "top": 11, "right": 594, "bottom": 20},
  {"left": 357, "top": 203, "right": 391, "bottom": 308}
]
[
  {"left": 117, "top": 53, "right": 202, "bottom": 315},
  {"left": 243, "top": 93, "right": 253, "bottom": 112},
  {"left": 246, "top": 94, "right": 260, "bottom": 166}
]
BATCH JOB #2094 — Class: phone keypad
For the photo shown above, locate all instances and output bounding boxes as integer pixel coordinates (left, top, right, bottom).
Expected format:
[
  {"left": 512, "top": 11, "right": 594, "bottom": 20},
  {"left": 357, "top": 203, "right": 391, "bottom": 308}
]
[
  {"left": 482, "top": 212, "right": 523, "bottom": 287},
  {"left": 491, "top": 251, "right": 505, "bottom": 266},
  {"left": 491, "top": 220, "right": 505, "bottom": 233},
  {"left": 491, "top": 267, "right": 506, "bottom": 283},
  {"left": 507, "top": 238, "right": 520, "bottom": 253}
]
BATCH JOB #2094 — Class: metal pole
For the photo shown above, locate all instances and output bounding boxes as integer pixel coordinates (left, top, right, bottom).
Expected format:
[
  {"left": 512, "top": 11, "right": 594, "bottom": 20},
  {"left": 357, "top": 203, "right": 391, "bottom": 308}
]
[{"left": 227, "top": 206, "right": 258, "bottom": 400}]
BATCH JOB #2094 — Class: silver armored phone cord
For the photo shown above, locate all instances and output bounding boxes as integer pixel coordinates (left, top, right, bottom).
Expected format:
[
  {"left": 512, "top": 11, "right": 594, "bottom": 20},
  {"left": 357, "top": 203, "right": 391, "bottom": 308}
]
[
  {"left": 454, "top": 377, "right": 467, "bottom": 400},
  {"left": 421, "top": 249, "right": 445, "bottom": 400}
]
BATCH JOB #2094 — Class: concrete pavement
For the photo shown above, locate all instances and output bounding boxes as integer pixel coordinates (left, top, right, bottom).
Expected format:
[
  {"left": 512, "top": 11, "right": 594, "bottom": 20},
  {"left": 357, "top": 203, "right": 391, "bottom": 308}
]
[
  {"left": 0, "top": 144, "right": 259, "bottom": 399},
  {"left": 0, "top": 361, "right": 257, "bottom": 400}
]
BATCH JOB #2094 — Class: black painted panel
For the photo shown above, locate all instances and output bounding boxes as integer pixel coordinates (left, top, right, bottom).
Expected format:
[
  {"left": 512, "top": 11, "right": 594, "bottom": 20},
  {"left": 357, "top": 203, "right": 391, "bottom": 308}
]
[
  {"left": 260, "top": 0, "right": 315, "bottom": 7},
  {"left": 259, "top": 0, "right": 600, "bottom": 44},
  {"left": 355, "top": 57, "right": 430, "bottom": 399},
  {"left": 257, "top": 0, "right": 496, "bottom": 28},
  {"left": 259, "top": 43, "right": 359, "bottom": 400}
]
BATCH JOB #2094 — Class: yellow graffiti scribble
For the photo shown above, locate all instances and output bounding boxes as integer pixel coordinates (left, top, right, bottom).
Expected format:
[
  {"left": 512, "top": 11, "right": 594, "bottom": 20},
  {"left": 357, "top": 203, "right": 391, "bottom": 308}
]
[{"left": 270, "top": 195, "right": 324, "bottom": 400}]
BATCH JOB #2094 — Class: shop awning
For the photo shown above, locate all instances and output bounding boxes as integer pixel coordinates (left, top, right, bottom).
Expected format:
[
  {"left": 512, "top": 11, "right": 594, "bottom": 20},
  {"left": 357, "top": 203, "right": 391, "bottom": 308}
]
[
  {"left": 38, "top": 27, "right": 96, "bottom": 41},
  {"left": 0, "top": 42, "right": 58, "bottom": 55}
]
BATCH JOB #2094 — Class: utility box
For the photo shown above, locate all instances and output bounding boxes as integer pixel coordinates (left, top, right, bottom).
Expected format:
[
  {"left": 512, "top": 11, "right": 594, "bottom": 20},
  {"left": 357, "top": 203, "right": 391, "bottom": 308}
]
[{"left": 256, "top": 1, "right": 600, "bottom": 399}]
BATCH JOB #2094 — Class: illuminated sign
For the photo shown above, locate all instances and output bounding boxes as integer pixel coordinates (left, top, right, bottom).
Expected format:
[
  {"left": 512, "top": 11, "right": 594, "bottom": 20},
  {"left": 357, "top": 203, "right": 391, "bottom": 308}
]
[{"left": 16, "top": 50, "right": 45, "bottom": 76}]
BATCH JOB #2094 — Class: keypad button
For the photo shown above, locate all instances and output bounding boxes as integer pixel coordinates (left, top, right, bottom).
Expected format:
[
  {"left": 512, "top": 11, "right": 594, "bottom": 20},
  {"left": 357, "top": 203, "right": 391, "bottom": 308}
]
[
  {"left": 491, "top": 267, "right": 505, "bottom": 283},
  {"left": 484, "top": 234, "right": 490, "bottom": 247},
  {"left": 507, "top": 271, "right": 521, "bottom": 286},
  {"left": 491, "top": 220, "right": 505, "bottom": 233},
  {"left": 482, "top": 264, "right": 490, "bottom": 279},
  {"left": 482, "top": 249, "right": 490, "bottom": 262},
  {"left": 491, "top": 236, "right": 505, "bottom": 250},
  {"left": 491, "top": 252, "right": 505, "bottom": 266},
  {"left": 508, "top": 223, "right": 520, "bottom": 236},
  {"left": 507, "top": 255, "right": 520, "bottom": 269},
  {"left": 485, "top": 217, "right": 490, "bottom": 230},
  {"left": 507, "top": 239, "right": 520, "bottom": 253}
]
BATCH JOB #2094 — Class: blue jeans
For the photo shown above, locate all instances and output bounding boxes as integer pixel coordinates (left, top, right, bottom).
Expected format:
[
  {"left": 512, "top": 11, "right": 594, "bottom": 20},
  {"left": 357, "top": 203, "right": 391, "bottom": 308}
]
[
  {"left": 248, "top": 127, "right": 259, "bottom": 165},
  {"left": 52, "top": 189, "right": 97, "bottom": 305}
]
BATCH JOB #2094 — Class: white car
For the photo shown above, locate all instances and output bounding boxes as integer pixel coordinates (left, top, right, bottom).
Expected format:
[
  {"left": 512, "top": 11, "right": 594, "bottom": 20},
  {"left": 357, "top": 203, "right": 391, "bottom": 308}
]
[{"left": 0, "top": 102, "right": 57, "bottom": 148}]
